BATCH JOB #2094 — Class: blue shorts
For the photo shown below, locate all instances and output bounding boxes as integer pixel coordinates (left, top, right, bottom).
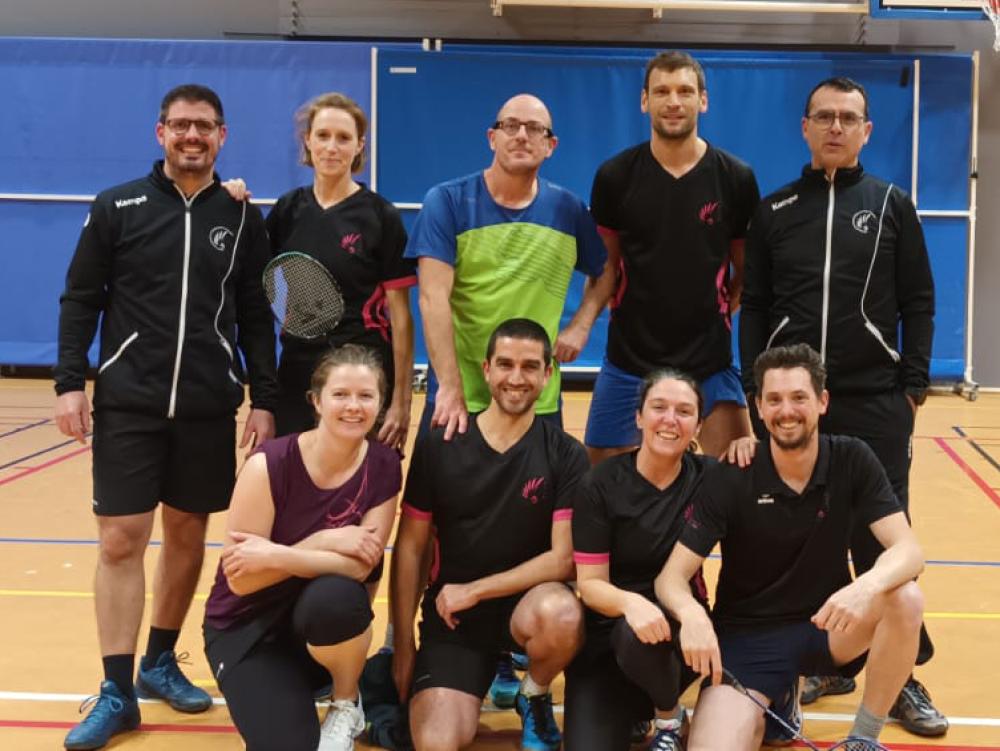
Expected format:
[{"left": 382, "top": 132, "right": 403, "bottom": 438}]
[
  {"left": 715, "top": 621, "right": 868, "bottom": 703},
  {"left": 584, "top": 358, "right": 746, "bottom": 449}
]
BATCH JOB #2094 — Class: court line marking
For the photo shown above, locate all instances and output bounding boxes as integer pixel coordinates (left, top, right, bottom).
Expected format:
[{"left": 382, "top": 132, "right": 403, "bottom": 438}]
[
  {"left": 0, "top": 445, "right": 91, "bottom": 487},
  {"left": 0, "top": 418, "right": 49, "bottom": 439},
  {"left": 934, "top": 437, "right": 1000, "bottom": 510},
  {"left": 953, "top": 426, "right": 1000, "bottom": 475},
  {"left": 0, "top": 437, "right": 90, "bottom": 472},
  {"left": 2, "top": 693, "right": 1000, "bottom": 736}
]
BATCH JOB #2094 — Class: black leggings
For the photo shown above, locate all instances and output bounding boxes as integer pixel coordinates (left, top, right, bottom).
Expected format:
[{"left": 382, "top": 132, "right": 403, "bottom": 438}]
[
  {"left": 215, "top": 575, "right": 373, "bottom": 751},
  {"left": 564, "top": 617, "right": 692, "bottom": 751}
]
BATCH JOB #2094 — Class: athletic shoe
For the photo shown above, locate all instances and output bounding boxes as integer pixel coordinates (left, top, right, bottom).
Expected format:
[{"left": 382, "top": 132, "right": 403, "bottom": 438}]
[
  {"left": 831, "top": 736, "right": 888, "bottom": 750},
  {"left": 515, "top": 692, "right": 561, "bottom": 751},
  {"left": 64, "top": 680, "right": 140, "bottom": 750},
  {"left": 318, "top": 697, "right": 366, "bottom": 751},
  {"left": 648, "top": 725, "right": 684, "bottom": 751},
  {"left": 801, "top": 675, "right": 857, "bottom": 705},
  {"left": 488, "top": 653, "right": 520, "bottom": 709},
  {"left": 889, "top": 678, "right": 949, "bottom": 737},
  {"left": 630, "top": 718, "right": 651, "bottom": 744},
  {"left": 510, "top": 651, "right": 530, "bottom": 671},
  {"left": 763, "top": 679, "right": 802, "bottom": 746},
  {"left": 135, "top": 651, "right": 212, "bottom": 713}
]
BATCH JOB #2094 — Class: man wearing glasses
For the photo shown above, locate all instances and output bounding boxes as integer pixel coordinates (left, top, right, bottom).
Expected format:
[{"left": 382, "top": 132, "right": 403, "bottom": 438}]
[
  {"left": 406, "top": 93, "right": 615, "bottom": 443},
  {"left": 55, "top": 84, "right": 277, "bottom": 749},
  {"left": 739, "top": 76, "right": 943, "bottom": 738}
]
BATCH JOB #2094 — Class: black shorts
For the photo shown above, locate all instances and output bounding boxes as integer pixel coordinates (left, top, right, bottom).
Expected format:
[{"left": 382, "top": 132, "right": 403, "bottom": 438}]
[
  {"left": 716, "top": 621, "right": 868, "bottom": 703},
  {"left": 92, "top": 409, "right": 236, "bottom": 516},
  {"left": 412, "top": 594, "right": 524, "bottom": 699}
]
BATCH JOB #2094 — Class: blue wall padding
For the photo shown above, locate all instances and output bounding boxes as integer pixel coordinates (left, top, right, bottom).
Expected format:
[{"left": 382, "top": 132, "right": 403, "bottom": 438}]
[{"left": 0, "top": 38, "right": 972, "bottom": 385}]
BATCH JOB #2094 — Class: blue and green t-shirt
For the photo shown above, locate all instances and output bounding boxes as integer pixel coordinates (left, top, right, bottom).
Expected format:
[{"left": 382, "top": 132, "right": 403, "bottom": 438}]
[{"left": 406, "top": 172, "right": 606, "bottom": 415}]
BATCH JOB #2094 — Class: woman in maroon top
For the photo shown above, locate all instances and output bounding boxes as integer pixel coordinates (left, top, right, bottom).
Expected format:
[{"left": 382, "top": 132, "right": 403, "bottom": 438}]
[{"left": 203, "top": 344, "right": 401, "bottom": 751}]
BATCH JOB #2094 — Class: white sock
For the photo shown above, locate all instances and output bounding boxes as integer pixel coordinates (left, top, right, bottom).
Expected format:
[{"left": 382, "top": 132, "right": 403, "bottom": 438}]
[{"left": 520, "top": 673, "right": 549, "bottom": 697}]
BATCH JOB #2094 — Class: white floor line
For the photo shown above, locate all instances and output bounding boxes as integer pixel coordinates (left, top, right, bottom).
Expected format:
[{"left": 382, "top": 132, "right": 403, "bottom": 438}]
[{"left": 3, "top": 691, "right": 997, "bottom": 727}]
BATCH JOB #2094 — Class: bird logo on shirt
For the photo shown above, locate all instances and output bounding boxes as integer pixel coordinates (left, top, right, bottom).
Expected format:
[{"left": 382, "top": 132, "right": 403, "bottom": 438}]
[
  {"left": 699, "top": 201, "right": 721, "bottom": 225},
  {"left": 341, "top": 233, "right": 362, "bottom": 254},
  {"left": 522, "top": 477, "right": 545, "bottom": 505}
]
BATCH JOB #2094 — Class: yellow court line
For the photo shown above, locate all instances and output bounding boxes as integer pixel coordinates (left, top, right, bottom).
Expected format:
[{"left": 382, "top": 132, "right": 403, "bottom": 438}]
[{"left": 2, "top": 590, "right": 998, "bottom": 620}]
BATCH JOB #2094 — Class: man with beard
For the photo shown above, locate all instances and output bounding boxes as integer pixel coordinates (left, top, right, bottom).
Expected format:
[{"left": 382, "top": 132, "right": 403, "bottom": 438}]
[
  {"left": 584, "top": 51, "right": 760, "bottom": 465},
  {"left": 406, "top": 94, "right": 614, "bottom": 442},
  {"left": 739, "top": 77, "right": 943, "bottom": 736},
  {"left": 391, "top": 318, "right": 587, "bottom": 751},
  {"left": 55, "top": 84, "right": 277, "bottom": 750},
  {"left": 656, "top": 344, "right": 925, "bottom": 751}
]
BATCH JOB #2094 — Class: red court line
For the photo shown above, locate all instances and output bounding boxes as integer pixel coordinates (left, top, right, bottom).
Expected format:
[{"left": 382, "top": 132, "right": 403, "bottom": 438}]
[
  {"left": 935, "top": 437, "right": 1000, "bottom": 510},
  {"left": 0, "top": 445, "right": 91, "bottom": 487}
]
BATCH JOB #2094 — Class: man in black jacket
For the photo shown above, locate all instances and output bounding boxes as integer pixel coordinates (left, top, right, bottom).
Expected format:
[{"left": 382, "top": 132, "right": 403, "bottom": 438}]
[
  {"left": 54, "top": 84, "right": 278, "bottom": 750},
  {"left": 740, "top": 76, "right": 944, "bottom": 738}
]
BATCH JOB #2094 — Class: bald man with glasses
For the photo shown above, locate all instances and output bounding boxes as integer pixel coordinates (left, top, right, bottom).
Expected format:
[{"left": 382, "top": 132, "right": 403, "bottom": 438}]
[{"left": 739, "top": 76, "right": 944, "bottom": 739}]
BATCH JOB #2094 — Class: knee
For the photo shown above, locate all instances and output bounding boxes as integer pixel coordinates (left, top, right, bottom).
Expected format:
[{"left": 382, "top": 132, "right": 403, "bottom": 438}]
[
  {"left": 411, "top": 718, "right": 474, "bottom": 751},
  {"left": 293, "top": 575, "right": 373, "bottom": 646},
  {"left": 532, "top": 590, "right": 583, "bottom": 644},
  {"left": 884, "top": 581, "right": 924, "bottom": 632},
  {"left": 99, "top": 524, "right": 147, "bottom": 565}
]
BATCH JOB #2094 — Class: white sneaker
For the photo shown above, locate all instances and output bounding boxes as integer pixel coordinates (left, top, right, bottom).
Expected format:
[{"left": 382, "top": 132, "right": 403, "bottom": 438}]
[{"left": 317, "top": 696, "right": 365, "bottom": 751}]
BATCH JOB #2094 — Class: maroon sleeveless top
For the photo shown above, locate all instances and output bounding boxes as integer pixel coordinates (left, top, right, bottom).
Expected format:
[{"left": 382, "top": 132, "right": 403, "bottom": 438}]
[{"left": 204, "top": 434, "right": 401, "bottom": 629}]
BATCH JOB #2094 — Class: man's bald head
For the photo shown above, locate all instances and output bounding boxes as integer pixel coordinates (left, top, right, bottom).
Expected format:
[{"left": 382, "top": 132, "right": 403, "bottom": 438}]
[{"left": 496, "top": 94, "right": 553, "bottom": 130}]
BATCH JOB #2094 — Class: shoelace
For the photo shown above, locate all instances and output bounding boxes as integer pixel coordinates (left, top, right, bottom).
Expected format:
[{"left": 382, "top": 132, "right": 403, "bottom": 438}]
[
  {"left": 901, "top": 680, "right": 936, "bottom": 713},
  {"left": 526, "top": 696, "right": 558, "bottom": 739},
  {"left": 322, "top": 701, "right": 359, "bottom": 741},
  {"left": 77, "top": 692, "right": 124, "bottom": 718},
  {"left": 650, "top": 728, "right": 682, "bottom": 751}
]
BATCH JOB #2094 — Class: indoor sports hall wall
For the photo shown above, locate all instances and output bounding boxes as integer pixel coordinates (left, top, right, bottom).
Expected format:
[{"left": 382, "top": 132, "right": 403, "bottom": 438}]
[{"left": 0, "top": 37, "right": 973, "bottom": 382}]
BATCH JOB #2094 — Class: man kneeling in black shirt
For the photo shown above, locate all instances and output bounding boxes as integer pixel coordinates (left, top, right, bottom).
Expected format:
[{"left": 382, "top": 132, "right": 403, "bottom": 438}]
[{"left": 657, "top": 344, "right": 924, "bottom": 750}]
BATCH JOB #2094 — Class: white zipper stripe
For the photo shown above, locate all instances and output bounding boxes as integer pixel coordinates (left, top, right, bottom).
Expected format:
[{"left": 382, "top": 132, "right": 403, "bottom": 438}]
[
  {"left": 97, "top": 331, "right": 138, "bottom": 374},
  {"left": 167, "top": 181, "right": 213, "bottom": 418},
  {"left": 820, "top": 180, "right": 835, "bottom": 363},
  {"left": 860, "top": 185, "right": 901, "bottom": 362},
  {"left": 766, "top": 316, "right": 790, "bottom": 350},
  {"left": 212, "top": 201, "right": 247, "bottom": 363}
]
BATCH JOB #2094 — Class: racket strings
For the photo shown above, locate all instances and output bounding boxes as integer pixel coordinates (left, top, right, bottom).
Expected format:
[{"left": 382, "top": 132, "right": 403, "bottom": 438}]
[{"left": 264, "top": 254, "right": 345, "bottom": 339}]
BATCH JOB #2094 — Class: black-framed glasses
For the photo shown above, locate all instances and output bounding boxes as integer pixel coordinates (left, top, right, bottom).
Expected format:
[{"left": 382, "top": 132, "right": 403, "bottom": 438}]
[
  {"left": 806, "top": 110, "right": 867, "bottom": 131},
  {"left": 492, "top": 118, "right": 553, "bottom": 140},
  {"left": 162, "top": 117, "right": 222, "bottom": 136}
]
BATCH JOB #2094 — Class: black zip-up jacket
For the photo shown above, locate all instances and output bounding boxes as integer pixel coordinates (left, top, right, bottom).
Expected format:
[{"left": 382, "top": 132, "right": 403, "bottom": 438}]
[
  {"left": 740, "top": 163, "right": 934, "bottom": 399},
  {"left": 54, "top": 161, "right": 278, "bottom": 419}
]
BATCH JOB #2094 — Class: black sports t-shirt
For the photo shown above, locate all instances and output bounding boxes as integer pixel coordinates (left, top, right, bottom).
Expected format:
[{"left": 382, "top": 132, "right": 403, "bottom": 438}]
[
  {"left": 590, "top": 143, "right": 759, "bottom": 379},
  {"left": 573, "top": 450, "right": 710, "bottom": 606},
  {"left": 265, "top": 185, "right": 416, "bottom": 361},
  {"left": 680, "top": 435, "right": 901, "bottom": 629},
  {"left": 402, "top": 415, "right": 588, "bottom": 605}
]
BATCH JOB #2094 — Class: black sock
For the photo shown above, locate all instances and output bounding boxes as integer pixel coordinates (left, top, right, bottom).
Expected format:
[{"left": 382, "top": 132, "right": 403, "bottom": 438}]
[
  {"left": 102, "top": 654, "right": 136, "bottom": 699},
  {"left": 143, "top": 627, "right": 180, "bottom": 666}
]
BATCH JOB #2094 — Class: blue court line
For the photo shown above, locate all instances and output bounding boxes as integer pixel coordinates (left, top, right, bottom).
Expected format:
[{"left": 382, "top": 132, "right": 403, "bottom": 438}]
[
  {"left": 0, "top": 436, "right": 90, "bottom": 472},
  {"left": 953, "top": 426, "right": 1000, "bottom": 475},
  {"left": 1, "top": 537, "right": 999, "bottom": 568},
  {"left": 0, "top": 419, "right": 49, "bottom": 440}
]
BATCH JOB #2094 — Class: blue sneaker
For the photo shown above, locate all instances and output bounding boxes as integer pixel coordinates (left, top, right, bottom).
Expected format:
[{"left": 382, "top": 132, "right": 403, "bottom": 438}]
[
  {"left": 64, "top": 680, "right": 140, "bottom": 750},
  {"left": 135, "top": 651, "right": 212, "bottom": 713},
  {"left": 764, "top": 679, "right": 802, "bottom": 746},
  {"left": 515, "top": 692, "right": 561, "bottom": 751},
  {"left": 487, "top": 653, "right": 520, "bottom": 709}
]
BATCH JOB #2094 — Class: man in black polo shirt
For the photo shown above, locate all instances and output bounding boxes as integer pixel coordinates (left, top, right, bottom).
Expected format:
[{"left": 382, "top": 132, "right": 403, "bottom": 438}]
[
  {"left": 739, "top": 76, "right": 942, "bottom": 735},
  {"left": 657, "top": 344, "right": 925, "bottom": 750},
  {"left": 391, "top": 318, "right": 587, "bottom": 751}
]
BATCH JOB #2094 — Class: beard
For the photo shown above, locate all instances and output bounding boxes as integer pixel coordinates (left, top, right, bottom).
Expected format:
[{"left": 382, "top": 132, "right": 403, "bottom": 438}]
[
  {"left": 770, "top": 421, "right": 818, "bottom": 451},
  {"left": 652, "top": 117, "right": 696, "bottom": 141}
]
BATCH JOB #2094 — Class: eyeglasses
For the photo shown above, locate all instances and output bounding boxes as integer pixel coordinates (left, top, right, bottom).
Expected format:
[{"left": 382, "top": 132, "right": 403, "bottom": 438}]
[
  {"left": 492, "top": 118, "right": 553, "bottom": 140},
  {"left": 807, "top": 110, "right": 867, "bottom": 131},
  {"left": 162, "top": 117, "right": 222, "bottom": 136}
]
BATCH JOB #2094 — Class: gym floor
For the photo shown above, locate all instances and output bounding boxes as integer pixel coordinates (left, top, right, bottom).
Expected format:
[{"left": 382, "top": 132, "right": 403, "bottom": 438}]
[{"left": 1, "top": 379, "right": 998, "bottom": 750}]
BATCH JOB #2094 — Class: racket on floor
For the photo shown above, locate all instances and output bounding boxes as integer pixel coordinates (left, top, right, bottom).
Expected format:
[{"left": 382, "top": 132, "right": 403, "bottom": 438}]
[
  {"left": 263, "top": 252, "right": 345, "bottom": 339},
  {"left": 721, "top": 669, "right": 889, "bottom": 751}
]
